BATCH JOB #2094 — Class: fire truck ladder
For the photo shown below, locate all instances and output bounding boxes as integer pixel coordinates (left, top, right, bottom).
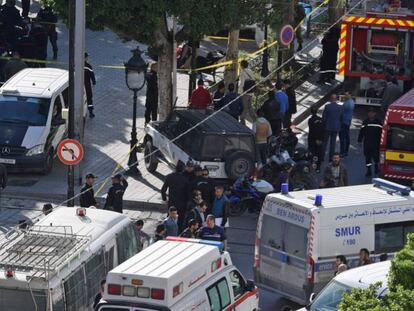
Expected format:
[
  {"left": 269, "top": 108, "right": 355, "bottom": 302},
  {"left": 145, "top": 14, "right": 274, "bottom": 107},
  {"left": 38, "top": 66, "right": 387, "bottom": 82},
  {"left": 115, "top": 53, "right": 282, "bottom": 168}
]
[{"left": 0, "top": 225, "right": 91, "bottom": 279}]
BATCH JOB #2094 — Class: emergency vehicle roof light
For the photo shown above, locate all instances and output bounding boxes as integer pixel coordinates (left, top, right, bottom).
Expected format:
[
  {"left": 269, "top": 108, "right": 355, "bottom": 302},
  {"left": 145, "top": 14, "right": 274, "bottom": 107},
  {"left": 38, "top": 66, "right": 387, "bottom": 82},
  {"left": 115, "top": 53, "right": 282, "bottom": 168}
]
[
  {"left": 372, "top": 178, "right": 411, "bottom": 196},
  {"left": 165, "top": 237, "right": 224, "bottom": 251}
]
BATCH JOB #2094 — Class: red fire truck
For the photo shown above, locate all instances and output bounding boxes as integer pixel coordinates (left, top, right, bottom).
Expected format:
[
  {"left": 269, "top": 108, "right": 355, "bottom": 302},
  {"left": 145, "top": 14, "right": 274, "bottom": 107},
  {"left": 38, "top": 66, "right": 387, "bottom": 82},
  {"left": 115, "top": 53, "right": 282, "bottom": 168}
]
[
  {"left": 339, "top": 1, "right": 414, "bottom": 106},
  {"left": 380, "top": 88, "right": 414, "bottom": 183}
]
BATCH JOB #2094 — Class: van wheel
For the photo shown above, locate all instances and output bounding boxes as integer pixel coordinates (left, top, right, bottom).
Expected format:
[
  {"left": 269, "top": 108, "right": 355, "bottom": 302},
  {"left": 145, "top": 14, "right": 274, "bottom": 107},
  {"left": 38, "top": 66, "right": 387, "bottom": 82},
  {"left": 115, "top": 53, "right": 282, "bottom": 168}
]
[
  {"left": 41, "top": 150, "right": 53, "bottom": 175},
  {"left": 144, "top": 140, "right": 158, "bottom": 173},
  {"left": 225, "top": 151, "right": 254, "bottom": 180}
]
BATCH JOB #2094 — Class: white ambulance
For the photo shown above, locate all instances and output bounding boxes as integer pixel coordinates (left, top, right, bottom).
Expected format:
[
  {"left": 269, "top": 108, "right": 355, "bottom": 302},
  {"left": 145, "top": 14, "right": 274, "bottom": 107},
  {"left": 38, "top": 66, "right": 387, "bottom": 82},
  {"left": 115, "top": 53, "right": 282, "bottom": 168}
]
[
  {"left": 254, "top": 178, "right": 414, "bottom": 306},
  {"left": 95, "top": 237, "right": 259, "bottom": 311}
]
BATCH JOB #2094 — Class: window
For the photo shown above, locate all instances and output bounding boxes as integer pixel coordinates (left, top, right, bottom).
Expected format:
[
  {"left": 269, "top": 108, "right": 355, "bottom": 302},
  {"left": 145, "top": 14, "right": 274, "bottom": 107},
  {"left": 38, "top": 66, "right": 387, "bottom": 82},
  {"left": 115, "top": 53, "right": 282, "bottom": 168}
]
[
  {"left": 105, "top": 246, "right": 115, "bottom": 273},
  {"left": 64, "top": 266, "right": 87, "bottom": 311},
  {"left": 375, "top": 221, "right": 414, "bottom": 253},
  {"left": 309, "top": 280, "right": 352, "bottom": 311},
  {"left": 261, "top": 216, "right": 284, "bottom": 251},
  {"left": 284, "top": 223, "right": 308, "bottom": 259},
  {"left": 0, "top": 288, "right": 47, "bottom": 311},
  {"left": 62, "top": 87, "right": 69, "bottom": 108},
  {"left": 116, "top": 224, "right": 140, "bottom": 264},
  {"left": 202, "top": 135, "right": 255, "bottom": 160},
  {"left": 52, "top": 95, "right": 63, "bottom": 121},
  {"left": 207, "top": 278, "right": 231, "bottom": 311},
  {"left": 387, "top": 124, "right": 414, "bottom": 152},
  {"left": 229, "top": 270, "right": 246, "bottom": 299},
  {"left": 0, "top": 95, "right": 50, "bottom": 126},
  {"left": 86, "top": 250, "right": 106, "bottom": 303}
]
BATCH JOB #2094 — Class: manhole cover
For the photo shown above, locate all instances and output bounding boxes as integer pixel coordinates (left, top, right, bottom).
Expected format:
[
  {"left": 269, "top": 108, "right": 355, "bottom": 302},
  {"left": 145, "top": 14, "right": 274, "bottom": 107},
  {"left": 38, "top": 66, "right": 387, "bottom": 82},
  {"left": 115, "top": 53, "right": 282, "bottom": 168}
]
[{"left": 8, "top": 179, "right": 38, "bottom": 187}]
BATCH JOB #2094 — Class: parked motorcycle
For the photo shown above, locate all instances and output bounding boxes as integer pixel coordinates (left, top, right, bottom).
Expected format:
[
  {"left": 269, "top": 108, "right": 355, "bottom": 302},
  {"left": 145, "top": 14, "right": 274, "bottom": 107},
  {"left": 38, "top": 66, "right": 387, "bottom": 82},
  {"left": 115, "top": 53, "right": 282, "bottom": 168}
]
[
  {"left": 290, "top": 148, "right": 319, "bottom": 190},
  {"left": 228, "top": 177, "right": 274, "bottom": 216}
]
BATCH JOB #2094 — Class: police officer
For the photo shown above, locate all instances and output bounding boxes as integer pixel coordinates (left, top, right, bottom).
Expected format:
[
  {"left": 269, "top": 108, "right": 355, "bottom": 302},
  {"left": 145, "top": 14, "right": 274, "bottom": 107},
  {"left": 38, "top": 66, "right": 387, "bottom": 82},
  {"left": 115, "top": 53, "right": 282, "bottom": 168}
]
[
  {"left": 358, "top": 108, "right": 383, "bottom": 177},
  {"left": 80, "top": 173, "right": 98, "bottom": 208},
  {"left": 29, "top": 18, "right": 48, "bottom": 67},
  {"left": 21, "top": 0, "right": 30, "bottom": 18},
  {"left": 144, "top": 62, "right": 158, "bottom": 125},
  {"left": 84, "top": 52, "right": 96, "bottom": 118},
  {"left": 36, "top": 4, "right": 58, "bottom": 60},
  {"left": 1, "top": 0, "right": 22, "bottom": 49},
  {"left": 104, "top": 174, "right": 128, "bottom": 213},
  {"left": 183, "top": 159, "right": 195, "bottom": 183},
  {"left": 308, "top": 106, "right": 324, "bottom": 172}
]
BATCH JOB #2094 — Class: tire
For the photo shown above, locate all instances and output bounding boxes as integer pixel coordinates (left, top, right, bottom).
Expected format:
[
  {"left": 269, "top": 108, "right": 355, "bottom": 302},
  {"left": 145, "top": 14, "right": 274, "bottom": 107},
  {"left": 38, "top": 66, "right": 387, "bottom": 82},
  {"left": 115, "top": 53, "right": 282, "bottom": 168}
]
[
  {"left": 40, "top": 150, "right": 53, "bottom": 175},
  {"left": 228, "top": 200, "right": 248, "bottom": 217},
  {"left": 225, "top": 151, "right": 255, "bottom": 180},
  {"left": 144, "top": 140, "right": 158, "bottom": 173}
]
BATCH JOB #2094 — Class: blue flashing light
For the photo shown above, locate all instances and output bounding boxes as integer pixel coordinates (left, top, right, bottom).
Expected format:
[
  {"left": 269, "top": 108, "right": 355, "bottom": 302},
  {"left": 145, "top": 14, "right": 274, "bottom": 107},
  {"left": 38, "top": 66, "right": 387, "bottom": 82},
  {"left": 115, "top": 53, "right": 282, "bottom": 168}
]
[
  {"left": 372, "top": 178, "right": 411, "bottom": 196},
  {"left": 315, "top": 194, "right": 323, "bottom": 206},
  {"left": 165, "top": 236, "right": 224, "bottom": 251},
  {"left": 281, "top": 183, "right": 289, "bottom": 194}
]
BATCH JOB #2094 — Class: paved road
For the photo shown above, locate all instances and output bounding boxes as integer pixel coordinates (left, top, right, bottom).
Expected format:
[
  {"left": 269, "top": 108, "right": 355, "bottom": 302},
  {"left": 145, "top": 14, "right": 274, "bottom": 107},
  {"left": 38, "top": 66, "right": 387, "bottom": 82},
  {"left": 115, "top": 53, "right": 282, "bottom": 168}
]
[{"left": 227, "top": 104, "right": 372, "bottom": 310}]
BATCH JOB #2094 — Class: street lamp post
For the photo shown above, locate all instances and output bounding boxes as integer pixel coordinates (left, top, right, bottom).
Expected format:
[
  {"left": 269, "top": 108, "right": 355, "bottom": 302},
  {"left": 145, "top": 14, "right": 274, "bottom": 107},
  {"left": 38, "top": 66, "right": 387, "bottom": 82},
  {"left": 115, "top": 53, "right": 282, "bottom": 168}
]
[{"left": 124, "top": 48, "right": 148, "bottom": 176}]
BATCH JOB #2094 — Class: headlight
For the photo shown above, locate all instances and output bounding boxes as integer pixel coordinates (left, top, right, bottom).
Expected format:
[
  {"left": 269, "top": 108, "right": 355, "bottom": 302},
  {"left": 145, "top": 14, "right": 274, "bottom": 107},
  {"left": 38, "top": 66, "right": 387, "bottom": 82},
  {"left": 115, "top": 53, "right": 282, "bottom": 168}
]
[{"left": 26, "top": 145, "right": 44, "bottom": 156}]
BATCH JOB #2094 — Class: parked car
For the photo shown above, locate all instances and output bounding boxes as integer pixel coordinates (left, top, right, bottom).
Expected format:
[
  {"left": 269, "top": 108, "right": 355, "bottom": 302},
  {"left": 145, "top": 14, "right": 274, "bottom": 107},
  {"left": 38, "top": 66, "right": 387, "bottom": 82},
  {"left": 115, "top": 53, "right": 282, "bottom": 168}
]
[{"left": 144, "top": 109, "right": 256, "bottom": 180}]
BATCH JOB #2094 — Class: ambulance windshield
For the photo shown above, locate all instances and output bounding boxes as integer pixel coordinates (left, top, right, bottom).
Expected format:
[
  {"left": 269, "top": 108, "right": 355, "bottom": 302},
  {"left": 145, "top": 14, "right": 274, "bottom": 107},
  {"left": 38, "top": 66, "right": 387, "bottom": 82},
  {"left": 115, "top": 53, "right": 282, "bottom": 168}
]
[
  {"left": 387, "top": 124, "right": 414, "bottom": 151},
  {"left": 308, "top": 280, "right": 351, "bottom": 311}
]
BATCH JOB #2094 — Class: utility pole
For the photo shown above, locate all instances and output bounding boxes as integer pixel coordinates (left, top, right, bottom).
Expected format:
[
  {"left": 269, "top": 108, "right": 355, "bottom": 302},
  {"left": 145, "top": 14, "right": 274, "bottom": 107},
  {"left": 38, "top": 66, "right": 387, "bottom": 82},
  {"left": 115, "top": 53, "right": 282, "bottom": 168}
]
[
  {"left": 172, "top": 16, "right": 177, "bottom": 108},
  {"left": 67, "top": 0, "right": 75, "bottom": 206}
]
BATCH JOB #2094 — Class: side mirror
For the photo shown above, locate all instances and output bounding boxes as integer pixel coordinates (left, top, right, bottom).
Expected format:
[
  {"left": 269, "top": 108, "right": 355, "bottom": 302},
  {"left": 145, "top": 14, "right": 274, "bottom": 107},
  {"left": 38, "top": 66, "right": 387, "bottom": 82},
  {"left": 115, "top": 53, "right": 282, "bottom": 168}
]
[
  {"left": 61, "top": 108, "right": 69, "bottom": 121},
  {"left": 245, "top": 279, "right": 255, "bottom": 292},
  {"left": 309, "top": 292, "right": 316, "bottom": 303}
]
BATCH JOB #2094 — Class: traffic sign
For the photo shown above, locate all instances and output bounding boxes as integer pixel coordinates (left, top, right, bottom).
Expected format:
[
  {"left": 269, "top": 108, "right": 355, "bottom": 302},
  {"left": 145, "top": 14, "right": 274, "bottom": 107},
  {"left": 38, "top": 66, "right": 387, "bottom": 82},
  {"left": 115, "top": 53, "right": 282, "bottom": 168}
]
[
  {"left": 279, "top": 24, "right": 295, "bottom": 46},
  {"left": 57, "top": 139, "right": 84, "bottom": 166}
]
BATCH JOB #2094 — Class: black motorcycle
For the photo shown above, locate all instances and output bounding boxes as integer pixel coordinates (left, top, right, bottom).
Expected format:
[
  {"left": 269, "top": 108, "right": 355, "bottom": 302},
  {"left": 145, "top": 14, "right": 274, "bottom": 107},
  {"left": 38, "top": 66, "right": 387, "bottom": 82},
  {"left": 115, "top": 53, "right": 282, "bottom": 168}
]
[{"left": 290, "top": 148, "right": 319, "bottom": 190}]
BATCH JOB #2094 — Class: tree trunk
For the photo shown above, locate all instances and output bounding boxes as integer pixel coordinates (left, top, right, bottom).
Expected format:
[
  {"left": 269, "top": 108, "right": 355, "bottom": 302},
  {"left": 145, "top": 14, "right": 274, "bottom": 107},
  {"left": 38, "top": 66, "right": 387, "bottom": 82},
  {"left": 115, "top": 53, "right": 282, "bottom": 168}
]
[
  {"left": 154, "top": 28, "right": 173, "bottom": 121},
  {"left": 329, "top": 0, "right": 345, "bottom": 24},
  {"left": 224, "top": 29, "right": 240, "bottom": 89}
]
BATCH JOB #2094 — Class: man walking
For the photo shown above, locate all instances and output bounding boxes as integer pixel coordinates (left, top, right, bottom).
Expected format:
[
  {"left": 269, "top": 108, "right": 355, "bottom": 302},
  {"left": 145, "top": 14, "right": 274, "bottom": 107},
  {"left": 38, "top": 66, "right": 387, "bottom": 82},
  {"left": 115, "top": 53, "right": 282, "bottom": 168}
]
[
  {"left": 144, "top": 62, "right": 158, "bottom": 125},
  {"left": 161, "top": 163, "right": 189, "bottom": 232},
  {"left": 253, "top": 109, "right": 272, "bottom": 169},
  {"left": 239, "top": 60, "right": 257, "bottom": 124},
  {"left": 274, "top": 81, "right": 289, "bottom": 128},
  {"left": 339, "top": 90, "right": 355, "bottom": 157},
  {"left": 30, "top": 18, "right": 48, "bottom": 67},
  {"left": 190, "top": 79, "right": 211, "bottom": 109},
  {"left": 321, "top": 153, "right": 348, "bottom": 188},
  {"left": 104, "top": 174, "right": 128, "bottom": 213},
  {"left": 322, "top": 94, "right": 343, "bottom": 161},
  {"left": 308, "top": 106, "right": 324, "bottom": 172},
  {"left": 80, "top": 173, "right": 98, "bottom": 208},
  {"left": 36, "top": 3, "right": 58, "bottom": 60},
  {"left": 84, "top": 52, "right": 96, "bottom": 118},
  {"left": 163, "top": 206, "right": 179, "bottom": 237},
  {"left": 262, "top": 90, "right": 281, "bottom": 136},
  {"left": 358, "top": 108, "right": 382, "bottom": 177},
  {"left": 21, "top": 0, "right": 30, "bottom": 18},
  {"left": 222, "top": 83, "right": 243, "bottom": 120},
  {"left": 3, "top": 51, "right": 26, "bottom": 81},
  {"left": 283, "top": 79, "right": 297, "bottom": 128}
]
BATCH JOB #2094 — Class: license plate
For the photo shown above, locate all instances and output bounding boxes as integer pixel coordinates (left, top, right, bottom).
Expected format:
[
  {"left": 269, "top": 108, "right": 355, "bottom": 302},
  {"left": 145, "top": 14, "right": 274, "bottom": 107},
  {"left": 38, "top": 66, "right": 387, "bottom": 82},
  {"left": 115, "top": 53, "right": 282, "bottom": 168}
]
[{"left": 0, "top": 158, "right": 16, "bottom": 164}]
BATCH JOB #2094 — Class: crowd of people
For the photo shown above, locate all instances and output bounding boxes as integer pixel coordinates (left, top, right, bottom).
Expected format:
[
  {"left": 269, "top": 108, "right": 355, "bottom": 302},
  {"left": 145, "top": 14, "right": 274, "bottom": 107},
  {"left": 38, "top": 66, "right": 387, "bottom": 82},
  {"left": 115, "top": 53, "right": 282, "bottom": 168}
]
[{"left": 334, "top": 248, "right": 388, "bottom": 276}]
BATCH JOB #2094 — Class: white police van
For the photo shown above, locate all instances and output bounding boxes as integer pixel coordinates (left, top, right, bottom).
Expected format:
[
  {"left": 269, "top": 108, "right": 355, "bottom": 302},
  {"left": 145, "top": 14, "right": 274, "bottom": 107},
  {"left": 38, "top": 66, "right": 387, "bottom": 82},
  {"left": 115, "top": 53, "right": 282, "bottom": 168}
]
[
  {"left": 0, "top": 207, "right": 141, "bottom": 311},
  {"left": 0, "top": 68, "right": 86, "bottom": 174},
  {"left": 254, "top": 178, "right": 414, "bottom": 306},
  {"left": 95, "top": 237, "right": 259, "bottom": 311},
  {"left": 298, "top": 261, "right": 390, "bottom": 311}
]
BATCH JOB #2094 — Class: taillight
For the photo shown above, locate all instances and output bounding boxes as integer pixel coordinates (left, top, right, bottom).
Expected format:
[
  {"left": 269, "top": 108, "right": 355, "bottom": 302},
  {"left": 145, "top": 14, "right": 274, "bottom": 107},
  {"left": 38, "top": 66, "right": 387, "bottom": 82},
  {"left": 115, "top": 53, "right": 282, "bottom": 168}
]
[
  {"left": 254, "top": 238, "right": 260, "bottom": 268},
  {"left": 211, "top": 258, "right": 222, "bottom": 272},
  {"left": 151, "top": 288, "right": 165, "bottom": 300},
  {"left": 380, "top": 151, "right": 385, "bottom": 164},
  {"left": 107, "top": 284, "right": 121, "bottom": 295},
  {"left": 307, "top": 256, "right": 314, "bottom": 284}
]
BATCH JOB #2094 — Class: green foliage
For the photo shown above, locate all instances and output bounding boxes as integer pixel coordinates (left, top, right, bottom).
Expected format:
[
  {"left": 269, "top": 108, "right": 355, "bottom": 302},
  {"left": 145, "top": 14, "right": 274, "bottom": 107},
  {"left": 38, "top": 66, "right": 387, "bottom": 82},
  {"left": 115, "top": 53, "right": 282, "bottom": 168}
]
[{"left": 339, "top": 233, "right": 414, "bottom": 310}]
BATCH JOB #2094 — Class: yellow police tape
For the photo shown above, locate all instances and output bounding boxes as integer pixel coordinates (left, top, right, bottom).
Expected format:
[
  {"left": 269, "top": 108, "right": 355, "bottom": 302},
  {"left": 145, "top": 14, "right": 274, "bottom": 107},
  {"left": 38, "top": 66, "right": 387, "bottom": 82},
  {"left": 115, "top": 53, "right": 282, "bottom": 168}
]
[{"left": 207, "top": 36, "right": 256, "bottom": 42}]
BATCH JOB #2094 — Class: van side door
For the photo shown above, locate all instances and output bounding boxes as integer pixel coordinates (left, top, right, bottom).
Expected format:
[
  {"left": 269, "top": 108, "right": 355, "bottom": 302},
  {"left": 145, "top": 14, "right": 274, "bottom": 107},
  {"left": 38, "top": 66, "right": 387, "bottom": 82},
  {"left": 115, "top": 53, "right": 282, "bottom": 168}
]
[
  {"left": 206, "top": 277, "right": 232, "bottom": 311},
  {"left": 49, "top": 94, "right": 67, "bottom": 151}
]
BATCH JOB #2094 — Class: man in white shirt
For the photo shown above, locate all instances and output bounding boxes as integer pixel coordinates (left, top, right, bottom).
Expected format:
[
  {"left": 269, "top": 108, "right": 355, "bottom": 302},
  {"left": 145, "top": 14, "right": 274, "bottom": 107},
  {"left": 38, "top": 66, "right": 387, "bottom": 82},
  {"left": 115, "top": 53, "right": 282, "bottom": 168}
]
[
  {"left": 253, "top": 109, "right": 272, "bottom": 169},
  {"left": 239, "top": 60, "right": 257, "bottom": 125}
]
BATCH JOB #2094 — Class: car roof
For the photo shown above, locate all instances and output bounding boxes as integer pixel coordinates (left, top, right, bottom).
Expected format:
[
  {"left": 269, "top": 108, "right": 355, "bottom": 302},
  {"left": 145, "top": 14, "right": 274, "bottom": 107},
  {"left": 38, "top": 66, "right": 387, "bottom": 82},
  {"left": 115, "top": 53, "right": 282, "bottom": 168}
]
[
  {"left": 0, "top": 68, "right": 68, "bottom": 98},
  {"left": 174, "top": 109, "right": 253, "bottom": 135},
  {"left": 335, "top": 261, "right": 390, "bottom": 290},
  {"left": 389, "top": 88, "right": 414, "bottom": 110}
]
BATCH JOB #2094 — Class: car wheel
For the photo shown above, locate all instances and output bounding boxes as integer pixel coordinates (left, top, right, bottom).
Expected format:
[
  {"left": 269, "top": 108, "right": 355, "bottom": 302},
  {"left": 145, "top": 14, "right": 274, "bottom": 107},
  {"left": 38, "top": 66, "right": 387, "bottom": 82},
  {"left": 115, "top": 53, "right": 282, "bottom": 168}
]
[
  {"left": 41, "top": 150, "right": 53, "bottom": 175},
  {"left": 225, "top": 151, "right": 254, "bottom": 180},
  {"left": 144, "top": 140, "right": 158, "bottom": 173}
]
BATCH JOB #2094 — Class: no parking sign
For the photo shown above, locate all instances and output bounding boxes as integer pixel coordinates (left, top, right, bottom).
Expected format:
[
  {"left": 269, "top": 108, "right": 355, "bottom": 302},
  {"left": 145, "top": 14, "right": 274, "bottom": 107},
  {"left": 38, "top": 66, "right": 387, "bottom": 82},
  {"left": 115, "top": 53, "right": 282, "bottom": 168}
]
[
  {"left": 279, "top": 24, "right": 295, "bottom": 46},
  {"left": 57, "top": 139, "right": 84, "bottom": 165}
]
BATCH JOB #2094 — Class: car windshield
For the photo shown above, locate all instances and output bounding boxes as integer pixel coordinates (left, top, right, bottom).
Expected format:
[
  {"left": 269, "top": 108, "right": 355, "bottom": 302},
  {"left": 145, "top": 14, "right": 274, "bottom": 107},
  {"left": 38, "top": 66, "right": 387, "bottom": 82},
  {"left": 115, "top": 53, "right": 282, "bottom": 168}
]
[
  {"left": 0, "top": 95, "right": 50, "bottom": 126},
  {"left": 308, "top": 280, "right": 352, "bottom": 311},
  {"left": 387, "top": 124, "right": 414, "bottom": 152}
]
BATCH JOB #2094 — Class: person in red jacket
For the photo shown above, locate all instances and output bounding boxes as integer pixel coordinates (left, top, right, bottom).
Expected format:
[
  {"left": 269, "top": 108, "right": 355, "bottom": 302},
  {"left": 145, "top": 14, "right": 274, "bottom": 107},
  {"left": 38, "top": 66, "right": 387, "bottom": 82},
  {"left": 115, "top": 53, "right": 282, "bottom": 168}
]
[{"left": 190, "top": 79, "right": 212, "bottom": 109}]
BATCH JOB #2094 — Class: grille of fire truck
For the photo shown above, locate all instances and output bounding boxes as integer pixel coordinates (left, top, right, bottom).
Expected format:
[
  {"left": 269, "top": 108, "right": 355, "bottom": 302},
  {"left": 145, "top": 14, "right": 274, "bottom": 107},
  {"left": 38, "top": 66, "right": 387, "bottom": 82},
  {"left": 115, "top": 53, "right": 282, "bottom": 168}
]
[{"left": 0, "top": 225, "right": 91, "bottom": 278}]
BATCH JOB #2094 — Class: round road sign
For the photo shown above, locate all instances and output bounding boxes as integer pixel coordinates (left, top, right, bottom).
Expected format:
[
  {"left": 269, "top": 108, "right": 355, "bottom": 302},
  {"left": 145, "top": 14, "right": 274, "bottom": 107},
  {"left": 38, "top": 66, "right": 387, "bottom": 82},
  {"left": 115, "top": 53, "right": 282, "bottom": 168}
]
[
  {"left": 280, "top": 24, "right": 295, "bottom": 46},
  {"left": 57, "top": 139, "right": 84, "bottom": 166}
]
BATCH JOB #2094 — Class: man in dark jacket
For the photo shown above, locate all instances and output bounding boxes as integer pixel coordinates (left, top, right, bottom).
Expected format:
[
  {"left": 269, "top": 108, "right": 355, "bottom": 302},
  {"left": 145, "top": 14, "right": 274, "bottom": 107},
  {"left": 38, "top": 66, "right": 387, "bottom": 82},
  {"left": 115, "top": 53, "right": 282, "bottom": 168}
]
[
  {"left": 145, "top": 62, "right": 158, "bottom": 125},
  {"left": 104, "top": 174, "right": 128, "bottom": 213},
  {"left": 30, "top": 19, "right": 48, "bottom": 67},
  {"left": 222, "top": 83, "right": 243, "bottom": 120},
  {"left": 358, "top": 108, "right": 383, "bottom": 177},
  {"left": 308, "top": 106, "right": 324, "bottom": 171},
  {"left": 213, "top": 81, "right": 225, "bottom": 111},
  {"left": 321, "top": 153, "right": 348, "bottom": 188},
  {"left": 322, "top": 94, "right": 343, "bottom": 161},
  {"left": 36, "top": 4, "right": 58, "bottom": 60},
  {"left": 21, "top": 0, "right": 30, "bottom": 17},
  {"left": 3, "top": 51, "right": 26, "bottom": 80},
  {"left": 16, "top": 34, "right": 35, "bottom": 65},
  {"left": 1, "top": 0, "right": 22, "bottom": 49},
  {"left": 190, "top": 166, "right": 214, "bottom": 207},
  {"left": 161, "top": 163, "right": 189, "bottom": 232},
  {"left": 318, "top": 27, "right": 340, "bottom": 83},
  {"left": 283, "top": 79, "right": 297, "bottom": 128},
  {"left": 80, "top": 173, "right": 98, "bottom": 208},
  {"left": 262, "top": 90, "right": 281, "bottom": 136},
  {"left": 183, "top": 159, "right": 195, "bottom": 183},
  {"left": 84, "top": 52, "right": 96, "bottom": 117}
]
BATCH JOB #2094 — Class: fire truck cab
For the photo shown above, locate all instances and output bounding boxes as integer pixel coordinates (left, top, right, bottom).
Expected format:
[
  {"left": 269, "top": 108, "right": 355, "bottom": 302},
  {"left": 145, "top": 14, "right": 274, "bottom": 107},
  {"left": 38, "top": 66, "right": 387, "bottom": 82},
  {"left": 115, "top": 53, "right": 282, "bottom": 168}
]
[
  {"left": 380, "top": 87, "right": 414, "bottom": 184},
  {"left": 340, "top": 0, "right": 414, "bottom": 106}
]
